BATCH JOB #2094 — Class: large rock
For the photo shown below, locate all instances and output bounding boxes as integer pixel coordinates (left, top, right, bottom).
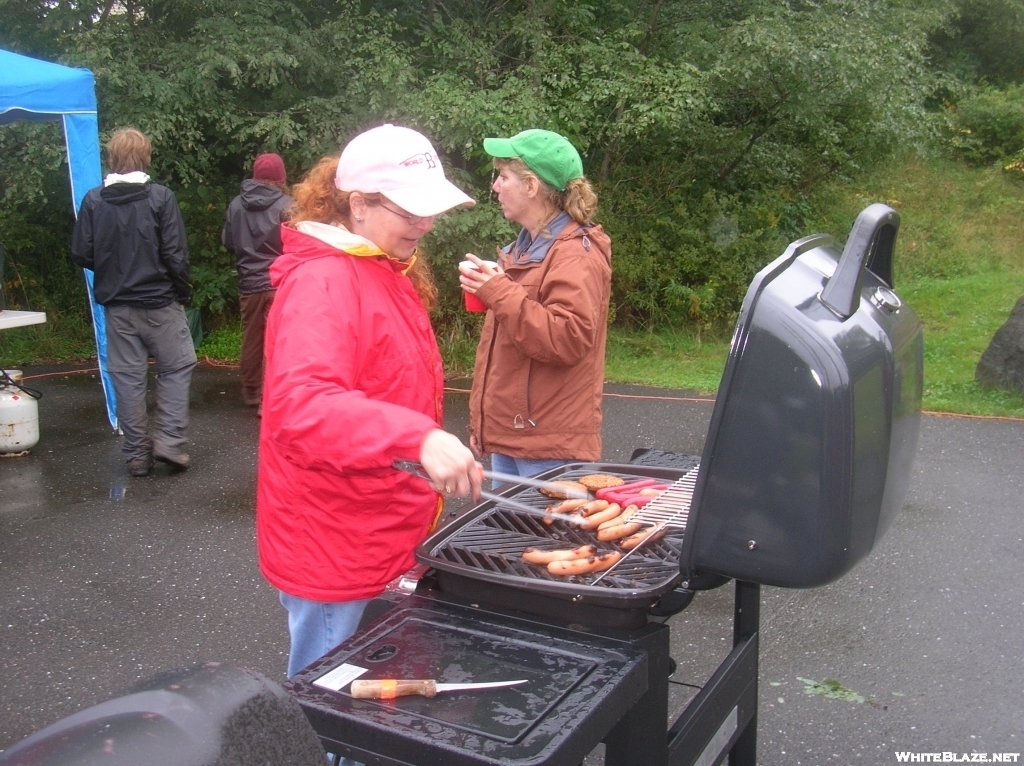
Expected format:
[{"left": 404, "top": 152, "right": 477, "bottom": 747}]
[{"left": 976, "top": 295, "right": 1024, "bottom": 393}]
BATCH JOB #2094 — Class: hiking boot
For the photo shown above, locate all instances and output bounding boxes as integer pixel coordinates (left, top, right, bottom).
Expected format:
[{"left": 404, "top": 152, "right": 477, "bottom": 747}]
[
  {"left": 154, "top": 449, "right": 191, "bottom": 470},
  {"left": 129, "top": 455, "right": 153, "bottom": 477}
]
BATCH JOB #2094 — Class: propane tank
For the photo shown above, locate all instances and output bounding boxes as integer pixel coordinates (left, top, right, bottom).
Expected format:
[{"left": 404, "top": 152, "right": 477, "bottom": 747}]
[{"left": 0, "top": 370, "right": 39, "bottom": 455}]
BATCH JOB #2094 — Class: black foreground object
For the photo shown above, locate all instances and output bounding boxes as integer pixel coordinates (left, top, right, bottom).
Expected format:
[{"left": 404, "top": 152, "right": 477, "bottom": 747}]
[
  {"left": 287, "top": 204, "right": 924, "bottom": 766},
  {"left": 0, "top": 663, "right": 326, "bottom": 766}
]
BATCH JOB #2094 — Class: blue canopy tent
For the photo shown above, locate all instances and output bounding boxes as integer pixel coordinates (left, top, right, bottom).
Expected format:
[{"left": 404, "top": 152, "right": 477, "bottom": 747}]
[{"left": 0, "top": 48, "right": 117, "bottom": 429}]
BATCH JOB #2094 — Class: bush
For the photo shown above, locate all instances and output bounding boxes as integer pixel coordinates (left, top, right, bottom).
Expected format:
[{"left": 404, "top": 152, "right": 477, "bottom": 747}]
[
  {"left": 603, "top": 187, "right": 788, "bottom": 329},
  {"left": 949, "top": 84, "right": 1024, "bottom": 164}
]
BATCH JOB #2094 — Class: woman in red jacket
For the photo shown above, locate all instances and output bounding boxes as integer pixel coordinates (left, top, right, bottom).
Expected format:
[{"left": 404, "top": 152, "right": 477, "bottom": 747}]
[{"left": 257, "top": 125, "right": 482, "bottom": 679}]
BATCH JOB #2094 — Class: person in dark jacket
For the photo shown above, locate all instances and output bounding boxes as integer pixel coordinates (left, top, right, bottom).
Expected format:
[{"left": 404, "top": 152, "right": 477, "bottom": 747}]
[
  {"left": 71, "top": 128, "right": 197, "bottom": 477},
  {"left": 222, "top": 153, "right": 293, "bottom": 410}
]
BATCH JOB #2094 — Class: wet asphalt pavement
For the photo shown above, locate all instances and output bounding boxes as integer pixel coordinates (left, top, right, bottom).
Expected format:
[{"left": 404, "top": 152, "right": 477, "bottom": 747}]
[{"left": 0, "top": 362, "right": 1021, "bottom": 764}]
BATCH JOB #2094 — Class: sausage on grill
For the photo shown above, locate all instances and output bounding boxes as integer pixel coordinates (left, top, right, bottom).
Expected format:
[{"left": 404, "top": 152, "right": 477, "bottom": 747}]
[
  {"left": 597, "top": 504, "right": 639, "bottom": 531},
  {"left": 597, "top": 521, "right": 644, "bottom": 542},
  {"left": 547, "top": 551, "right": 622, "bottom": 576},
  {"left": 620, "top": 526, "right": 667, "bottom": 550},
  {"left": 522, "top": 544, "right": 597, "bottom": 565},
  {"left": 577, "top": 503, "right": 622, "bottom": 530},
  {"left": 545, "top": 498, "right": 588, "bottom": 515}
]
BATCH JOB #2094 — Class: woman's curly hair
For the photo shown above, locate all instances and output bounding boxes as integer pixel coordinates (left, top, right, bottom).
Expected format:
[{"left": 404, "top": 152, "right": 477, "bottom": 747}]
[{"left": 288, "top": 157, "right": 438, "bottom": 311}]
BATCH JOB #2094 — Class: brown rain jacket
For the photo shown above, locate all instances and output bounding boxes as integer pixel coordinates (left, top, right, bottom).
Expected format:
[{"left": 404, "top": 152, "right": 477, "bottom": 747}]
[{"left": 469, "top": 222, "right": 612, "bottom": 460}]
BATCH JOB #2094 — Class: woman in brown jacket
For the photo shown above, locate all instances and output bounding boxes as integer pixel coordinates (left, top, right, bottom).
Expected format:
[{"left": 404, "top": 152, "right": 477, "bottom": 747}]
[{"left": 461, "top": 129, "right": 612, "bottom": 482}]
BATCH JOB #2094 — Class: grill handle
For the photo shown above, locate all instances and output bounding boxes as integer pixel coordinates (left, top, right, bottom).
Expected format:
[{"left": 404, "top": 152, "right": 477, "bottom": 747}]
[{"left": 819, "top": 203, "right": 899, "bottom": 319}]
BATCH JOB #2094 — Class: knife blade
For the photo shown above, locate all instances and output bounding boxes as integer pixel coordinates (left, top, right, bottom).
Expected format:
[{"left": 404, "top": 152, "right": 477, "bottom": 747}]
[{"left": 350, "top": 678, "right": 527, "bottom": 699}]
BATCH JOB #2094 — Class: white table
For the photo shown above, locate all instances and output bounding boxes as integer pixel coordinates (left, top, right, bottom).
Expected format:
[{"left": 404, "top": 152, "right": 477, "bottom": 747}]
[{"left": 0, "top": 310, "right": 47, "bottom": 330}]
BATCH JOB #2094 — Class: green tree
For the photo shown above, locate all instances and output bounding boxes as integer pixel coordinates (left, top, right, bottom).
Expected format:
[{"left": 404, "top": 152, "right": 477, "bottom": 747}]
[
  {"left": 930, "top": 0, "right": 1024, "bottom": 86},
  {"left": 0, "top": 0, "right": 976, "bottom": 339}
]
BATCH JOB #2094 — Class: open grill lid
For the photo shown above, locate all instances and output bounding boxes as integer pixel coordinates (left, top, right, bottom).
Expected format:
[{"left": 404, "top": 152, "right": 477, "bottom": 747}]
[{"left": 681, "top": 204, "right": 923, "bottom": 588}]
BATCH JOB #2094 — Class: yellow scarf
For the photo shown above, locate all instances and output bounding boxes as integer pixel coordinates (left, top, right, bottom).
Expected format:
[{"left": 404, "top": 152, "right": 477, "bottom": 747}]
[{"left": 294, "top": 221, "right": 416, "bottom": 274}]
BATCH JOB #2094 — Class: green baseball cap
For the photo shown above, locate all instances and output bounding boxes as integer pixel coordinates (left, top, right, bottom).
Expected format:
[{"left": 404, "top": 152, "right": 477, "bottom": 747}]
[{"left": 483, "top": 129, "right": 583, "bottom": 191}]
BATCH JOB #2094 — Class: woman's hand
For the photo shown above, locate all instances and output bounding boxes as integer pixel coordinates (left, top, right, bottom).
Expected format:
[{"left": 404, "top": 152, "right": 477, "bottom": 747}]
[
  {"left": 419, "top": 429, "right": 484, "bottom": 500},
  {"left": 459, "top": 253, "right": 503, "bottom": 295}
]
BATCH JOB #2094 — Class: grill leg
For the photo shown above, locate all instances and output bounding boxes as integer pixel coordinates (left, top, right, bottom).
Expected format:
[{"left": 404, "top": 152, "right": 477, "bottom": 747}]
[
  {"left": 665, "top": 581, "right": 759, "bottom": 766},
  {"left": 603, "top": 624, "right": 671, "bottom": 766},
  {"left": 729, "top": 581, "right": 759, "bottom": 766}
]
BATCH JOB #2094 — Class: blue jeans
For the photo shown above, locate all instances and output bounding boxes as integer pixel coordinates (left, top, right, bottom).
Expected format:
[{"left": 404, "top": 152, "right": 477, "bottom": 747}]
[
  {"left": 278, "top": 592, "right": 370, "bottom": 678},
  {"left": 280, "top": 593, "right": 369, "bottom": 766},
  {"left": 489, "top": 453, "right": 568, "bottom": 489}
]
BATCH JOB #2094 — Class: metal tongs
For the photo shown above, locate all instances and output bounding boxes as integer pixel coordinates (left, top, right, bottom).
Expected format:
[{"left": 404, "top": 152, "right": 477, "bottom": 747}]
[{"left": 392, "top": 459, "right": 588, "bottom": 526}]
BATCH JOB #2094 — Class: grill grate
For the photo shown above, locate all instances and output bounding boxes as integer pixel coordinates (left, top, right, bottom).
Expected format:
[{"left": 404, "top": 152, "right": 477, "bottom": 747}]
[
  {"left": 426, "top": 466, "right": 700, "bottom": 590},
  {"left": 433, "top": 517, "right": 684, "bottom": 588},
  {"left": 630, "top": 466, "right": 699, "bottom": 530}
]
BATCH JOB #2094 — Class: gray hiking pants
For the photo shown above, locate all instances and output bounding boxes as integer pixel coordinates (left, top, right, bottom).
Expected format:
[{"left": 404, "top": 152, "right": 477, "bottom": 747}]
[{"left": 104, "top": 303, "right": 197, "bottom": 462}]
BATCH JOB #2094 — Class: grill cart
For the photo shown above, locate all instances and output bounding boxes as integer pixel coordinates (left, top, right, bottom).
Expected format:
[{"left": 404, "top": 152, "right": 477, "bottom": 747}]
[{"left": 286, "top": 203, "right": 923, "bottom": 766}]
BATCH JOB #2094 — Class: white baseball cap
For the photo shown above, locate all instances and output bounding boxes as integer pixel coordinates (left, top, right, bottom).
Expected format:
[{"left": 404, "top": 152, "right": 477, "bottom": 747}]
[{"left": 335, "top": 124, "right": 475, "bottom": 217}]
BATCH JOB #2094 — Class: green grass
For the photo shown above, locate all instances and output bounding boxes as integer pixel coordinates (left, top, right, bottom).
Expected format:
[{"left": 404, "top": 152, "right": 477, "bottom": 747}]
[
  {"left": 902, "top": 273, "right": 1024, "bottom": 417},
  {"left": 195, "top": 321, "right": 242, "bottom": 363},
  {"left": 0, "top": 310, "right": 95, "bottom": 365},
  {"left": 604, "top": 327, "right": 729, "bottom": 394},
  {"left": 816, "top": 155, "right": 1024, "bottom": 417},
  {"left": 812, "top": 155, "right": 1024, "bottom": 284},
  {"left": 600, "top": 157, "right": 1024, "bottom": 418}
]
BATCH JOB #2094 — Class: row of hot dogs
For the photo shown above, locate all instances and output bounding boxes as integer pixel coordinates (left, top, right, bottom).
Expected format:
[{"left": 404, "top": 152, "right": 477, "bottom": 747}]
[{"left": 521, "top": 480, "right": 670, "bottom": 576}]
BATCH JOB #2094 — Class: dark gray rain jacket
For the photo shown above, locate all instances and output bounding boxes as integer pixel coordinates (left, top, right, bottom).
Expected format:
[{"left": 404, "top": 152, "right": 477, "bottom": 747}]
[{"left": 222, "top": 180, "right": 293, "bottom": 295}]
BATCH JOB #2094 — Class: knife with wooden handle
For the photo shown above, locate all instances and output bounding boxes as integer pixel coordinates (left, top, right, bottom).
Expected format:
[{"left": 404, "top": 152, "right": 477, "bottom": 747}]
[{"left": 350, "top": 678, "right": 527, "bottom": 699}]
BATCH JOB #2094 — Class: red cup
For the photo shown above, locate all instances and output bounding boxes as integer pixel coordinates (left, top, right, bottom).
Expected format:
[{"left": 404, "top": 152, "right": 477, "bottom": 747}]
[
  {"left": 460, "top": 259, "right": 496, "bottom": 313},
  {"left": 463, "top": 291, "right": 487, "bottom": 312}
]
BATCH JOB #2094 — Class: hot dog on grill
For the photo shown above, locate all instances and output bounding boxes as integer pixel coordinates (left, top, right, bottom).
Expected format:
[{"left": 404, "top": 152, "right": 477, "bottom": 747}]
[
  {"left": 577, "top": 503, "right": 622, "bottom": 530},
  {"left": 620, "top": 526, "right": 667, "bottom": 550},
  {"left": 597, "top": 504, "right": 639, "bottom": 531},
  {"left": 596, "top": 521, "right": 644, "bottom": 542},
  {"left": 545, "top": 498, "right": 588, "bottom": 515},
  {"left": 522, "top": 544, "right": 598, "bottom": 565},
  {"left": 577, "top": 499, "right": 610, "bottom": 516},
  {"left": 595, "top": 478, "right": 658, "bottom": 501},
  {"left": 547, "top": 551, "right": 622, "bottom": 576}
]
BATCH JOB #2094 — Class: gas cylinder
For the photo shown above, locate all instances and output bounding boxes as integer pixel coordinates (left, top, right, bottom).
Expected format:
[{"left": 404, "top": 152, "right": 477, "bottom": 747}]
[{"left": 0, "top": 370, "right": 39, "bottom": 455}]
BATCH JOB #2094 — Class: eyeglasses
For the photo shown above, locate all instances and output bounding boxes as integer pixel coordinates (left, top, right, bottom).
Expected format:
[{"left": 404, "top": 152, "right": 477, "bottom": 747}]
[{"left": 375, "top": 200, "right": 430, "bottom": 226}]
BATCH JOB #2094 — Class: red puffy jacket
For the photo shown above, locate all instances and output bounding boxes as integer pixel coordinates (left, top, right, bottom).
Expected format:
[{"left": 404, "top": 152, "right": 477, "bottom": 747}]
[{"left": 256, "top": 224, "right": 444, "bottom": 602}]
